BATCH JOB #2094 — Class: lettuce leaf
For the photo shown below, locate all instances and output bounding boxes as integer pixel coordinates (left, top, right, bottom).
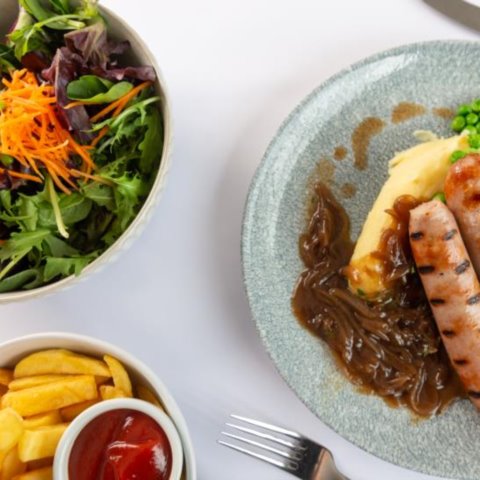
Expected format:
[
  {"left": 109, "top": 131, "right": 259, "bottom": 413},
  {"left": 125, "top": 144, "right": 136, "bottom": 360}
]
[{"left": 67, "top": 75, "right": 133, "bottom": 104}]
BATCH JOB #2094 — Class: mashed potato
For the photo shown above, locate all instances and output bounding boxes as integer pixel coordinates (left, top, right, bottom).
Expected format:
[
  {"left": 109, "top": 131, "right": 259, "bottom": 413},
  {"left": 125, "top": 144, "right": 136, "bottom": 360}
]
[{"left": 347, "top": 134, "right": 469, "bottom": 297}]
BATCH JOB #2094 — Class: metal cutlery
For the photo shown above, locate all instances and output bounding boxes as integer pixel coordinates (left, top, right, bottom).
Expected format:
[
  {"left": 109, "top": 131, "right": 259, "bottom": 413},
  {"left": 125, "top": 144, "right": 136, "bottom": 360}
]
[
  {"left": 424, "top": 0, "right": 480, "bottom": 31},
  {"left": 218, "top": 415, "right": 349, "bottom": 480}
]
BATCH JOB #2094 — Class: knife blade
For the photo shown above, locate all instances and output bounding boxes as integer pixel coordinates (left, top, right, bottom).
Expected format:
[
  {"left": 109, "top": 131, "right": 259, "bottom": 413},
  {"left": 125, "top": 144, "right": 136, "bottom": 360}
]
[{"left": 424, "top": 0, "right": 480, "bottom": 31}]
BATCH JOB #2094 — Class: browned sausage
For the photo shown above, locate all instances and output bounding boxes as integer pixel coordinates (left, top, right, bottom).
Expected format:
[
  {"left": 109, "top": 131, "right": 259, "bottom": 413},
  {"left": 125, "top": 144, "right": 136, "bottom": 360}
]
[
  {"left": 409, "top": 200, "right": 480, "bottom": 408},
  {"left": 445, "top": 153, "right": 480, "bottom": 275}
]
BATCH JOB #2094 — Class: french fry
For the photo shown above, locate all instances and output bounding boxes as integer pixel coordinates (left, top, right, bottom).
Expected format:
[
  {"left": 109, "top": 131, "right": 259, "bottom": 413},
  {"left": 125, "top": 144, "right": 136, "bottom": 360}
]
[
  {"left": 9, "top": 375, "right": 109, "bottom": 391},
  {"left": 12, "top": 467, "right": 52, "bottom": 480},
  {"left": 99, "top": 385, "right": 127, "bottom": 400},
  {"left": 9, "top": 376, "right": 71, "bottom": 392},
  {"left": 0, "top": 369, "right": 13, "bottom": 387},
  {"left": 0, "top": 409, "right": 24, "bottom": 457},
  {"left": 23, "top": 412, "right": 61, "bottom": 430},
  {"left": 14, "top": 350, "right": 110, "bottom": 379},
  {"left": 2, "top": 376, "right": 98, "bottom": 417},
  {"left": 1, "top": 447, "right": 26, "bottom": 480},
  {"left": 60, "top": 400, "right": 98, "bottom": 422},
  {"left": 18, "top": 424, "right": 68, "bottom": 462},
  {"left": 103, "top": 356, "right": 132, "bottom": 397},
  {"left": 136, "top": 385, "right": 163, "bottom": 409}
]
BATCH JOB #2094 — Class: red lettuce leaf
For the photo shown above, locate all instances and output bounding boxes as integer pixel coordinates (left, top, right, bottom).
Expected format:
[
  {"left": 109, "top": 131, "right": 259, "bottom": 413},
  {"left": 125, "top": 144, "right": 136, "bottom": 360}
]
[
  {"left": 21, "top": 51, "right": 50, "bottom": 72},
  {"left": 39, "top": 21, "right": 156, "bottom": 142},
  {"left": 64, "top": 22, "right": 156, "bottom": 82},
  {"left": 64, "top": 21, "right": 109, "bottom": 68},
  {"left": 90, "top": 65, "right": 156, "bottom": 82},
  {"left": 43, "top": 47, "right": 93, "bottom": 144}
]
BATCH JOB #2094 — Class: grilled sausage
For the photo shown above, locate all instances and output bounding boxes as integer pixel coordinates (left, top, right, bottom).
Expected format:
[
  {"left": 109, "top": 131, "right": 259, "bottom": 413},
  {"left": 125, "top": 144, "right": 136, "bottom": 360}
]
[
  {"left": 409, "top": 200, "right": 480, "bottom": 408},
  {"left": 445, "top": 153, "right": 480, "bottom": 275}
]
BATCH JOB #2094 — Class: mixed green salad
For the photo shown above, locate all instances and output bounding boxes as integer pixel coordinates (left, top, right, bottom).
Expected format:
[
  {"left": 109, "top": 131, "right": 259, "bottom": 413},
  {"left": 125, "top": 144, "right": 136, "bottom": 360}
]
[{"left": 0, "top": 0, "right": 163, "bottom": 292}]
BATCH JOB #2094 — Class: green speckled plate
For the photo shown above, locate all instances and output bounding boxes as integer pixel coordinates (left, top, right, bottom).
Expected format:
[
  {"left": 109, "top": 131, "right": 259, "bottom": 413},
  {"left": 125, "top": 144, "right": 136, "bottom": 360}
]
[{"left": 242, "top": 41, "right": 480, "bottom": 479}]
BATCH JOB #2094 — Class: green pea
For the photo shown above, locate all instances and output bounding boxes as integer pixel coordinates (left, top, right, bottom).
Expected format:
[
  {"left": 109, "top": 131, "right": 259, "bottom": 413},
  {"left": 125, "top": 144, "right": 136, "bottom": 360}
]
[
  {"left": 450, "top": 150, "right": 467, "bottom": 163},
  {"left": 469, "top": 133, "right": 480, "bottom": 149},
  {"left": 465, "top": 124, "right": 478, "bottom": 134},
  {"left": 472, "top": 99, "right": 480, "bottom": 112},
  {"left": 451, "top": 115, "right": 466, "bottom": 132},
  {"left": 467, "top": 113, "right": 479, "bottom": 125},
  {"left": 432, "top": 192, "right": 446, "bottom": 203},
  {"left": 458, "top": 104, "right": 472, "bottom": 116}
]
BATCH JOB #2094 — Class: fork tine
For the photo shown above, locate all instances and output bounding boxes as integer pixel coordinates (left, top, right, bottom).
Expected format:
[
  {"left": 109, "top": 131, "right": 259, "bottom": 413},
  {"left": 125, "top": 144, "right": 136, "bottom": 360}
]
[
  {"left": 226, "top": 422, "right": 302, "bottom": 449},
  {"left": 218, "top": 440, "right": 298, "bottom": 471},
  {"left": 221, "top": 432, "right": 303, "bottom": 461},
  {"left": 230, "top": 414, "right": 301, "bottom": 439}
]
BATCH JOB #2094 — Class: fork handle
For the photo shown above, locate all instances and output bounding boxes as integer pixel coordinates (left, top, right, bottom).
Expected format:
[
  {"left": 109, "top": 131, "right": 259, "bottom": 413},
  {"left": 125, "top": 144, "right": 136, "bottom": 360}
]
[{"left": 310, "top": 450, "right": 345, "bottom": 480}]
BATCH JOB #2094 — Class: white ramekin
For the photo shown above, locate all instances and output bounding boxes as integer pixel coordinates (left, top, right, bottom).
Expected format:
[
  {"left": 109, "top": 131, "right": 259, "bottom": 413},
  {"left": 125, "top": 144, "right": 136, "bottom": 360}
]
[{"left": 53, "top": 398, "right": 183, "bottom": 480}]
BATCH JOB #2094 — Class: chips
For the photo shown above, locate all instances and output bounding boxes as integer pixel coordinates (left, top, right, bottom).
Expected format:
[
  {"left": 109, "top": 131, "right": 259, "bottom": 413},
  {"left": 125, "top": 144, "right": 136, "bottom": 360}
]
[
  {"left": 18, "top": 424, "right": 69, "bottom": 463},
  {"left": 59, "top": 401, "right": 98, "bottom": 423},
  {"left": 0, "top": 349, "right": 164, "bottom": 478},
  {"left": 99, "top": 385, "right": 128, "bottom": 401},
  {"left": 1, "top": 446, "right": 26, "bottom": 479},
  {"left": 137, "top": 385, "right": 163, "bottom": 409},
  {"left": 9, "top": 375, "right": 73, "bottom": 392},
  {"left": 0, "top": 409, "right": 23, "bottom": 465},
  {"left": 2, "top": 376, "right": 98, "bottom": 417},
  {"left": 8, "top": 375, "right": 108, "bottom": 392},
  {"left": 23, "top": 413, "right": 61, "bottom": 431},
  {"left": 13, "top": 350, "right": 111, "bottom": 379},
  {"left": 104, "top": 355, "right": 132, "bottom": 397}
]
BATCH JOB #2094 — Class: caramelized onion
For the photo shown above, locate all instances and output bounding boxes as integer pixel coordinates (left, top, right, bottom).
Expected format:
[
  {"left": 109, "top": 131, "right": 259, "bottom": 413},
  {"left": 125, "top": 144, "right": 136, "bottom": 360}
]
[{"left": 292, "top": 183, "right": 465, "bottom": 416}]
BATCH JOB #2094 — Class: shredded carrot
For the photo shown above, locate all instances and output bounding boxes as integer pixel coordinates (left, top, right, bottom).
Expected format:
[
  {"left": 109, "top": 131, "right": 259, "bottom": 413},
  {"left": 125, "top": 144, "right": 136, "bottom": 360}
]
[
  {"left": 91, "top": 126, "right": 109, "bottom": 147},
  {"left": 0, "top": 69, "right": 96, "bottom": 193},
  {"left": 64, "top": 100, "right": 87, "bottom": 110},
  {"left": 91, "top": 81, "right": 152, "bottom": 122},
  {"left": 66, "top": 81, "right": 151, "bottom": 122},
  {"left": 71, "top": 169, "right": 114, "bottom": 186},
  {"left": 0, "top": 168, "right": 42, "bottom": 183}
]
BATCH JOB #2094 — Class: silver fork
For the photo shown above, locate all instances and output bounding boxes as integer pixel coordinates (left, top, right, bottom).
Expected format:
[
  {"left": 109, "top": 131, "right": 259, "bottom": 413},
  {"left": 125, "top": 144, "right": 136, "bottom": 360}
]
[{"left": 218, "top": 415, "right": 349, "bottom": 480}]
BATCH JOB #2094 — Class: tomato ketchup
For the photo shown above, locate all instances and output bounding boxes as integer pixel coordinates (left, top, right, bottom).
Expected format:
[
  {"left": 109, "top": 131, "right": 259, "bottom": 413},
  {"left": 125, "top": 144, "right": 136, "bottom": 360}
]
[{"left": 69, "top": 409, "right": 172, "bottom": 480}]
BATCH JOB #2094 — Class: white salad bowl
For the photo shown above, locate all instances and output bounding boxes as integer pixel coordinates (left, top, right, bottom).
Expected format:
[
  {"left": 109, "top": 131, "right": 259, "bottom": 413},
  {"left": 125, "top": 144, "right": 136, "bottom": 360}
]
[
  {"left": 0, "top": 0, "right": 173, "bottom": 303},
  {"left": 0, "top": 333, "right": 196, "bottom": 479},
  {"left": 53, "top": 398, "right": 184, "bottom": 480}
]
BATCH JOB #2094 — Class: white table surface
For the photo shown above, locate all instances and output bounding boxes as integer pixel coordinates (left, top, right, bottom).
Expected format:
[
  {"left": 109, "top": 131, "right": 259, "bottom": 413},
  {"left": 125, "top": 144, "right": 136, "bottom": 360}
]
[{"left": 1, "top": 0, "right": 479, "bottom": 479}]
